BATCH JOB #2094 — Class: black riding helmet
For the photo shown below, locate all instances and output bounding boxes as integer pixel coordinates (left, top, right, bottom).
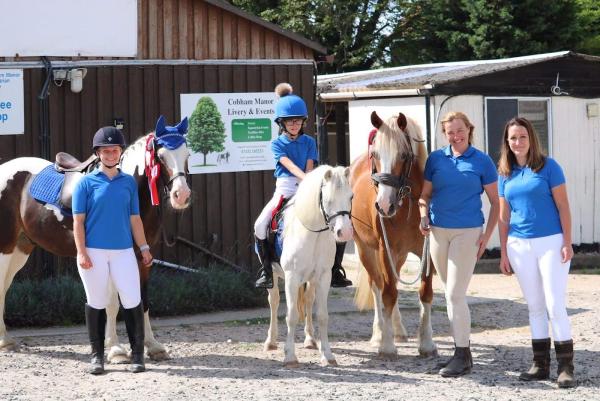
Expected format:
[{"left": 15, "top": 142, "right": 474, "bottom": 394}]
[{"left": 92, "top": 126, "right": 126, "bottom": 151}]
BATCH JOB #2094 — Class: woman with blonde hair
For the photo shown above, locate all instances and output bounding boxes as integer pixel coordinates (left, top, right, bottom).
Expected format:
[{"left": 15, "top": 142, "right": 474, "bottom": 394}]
[
  {"left": 419, "top": 111, "right": 499, "bottom": 377},
  {"left": 498, "top": 117, "right": 575, "bottom": 388}
]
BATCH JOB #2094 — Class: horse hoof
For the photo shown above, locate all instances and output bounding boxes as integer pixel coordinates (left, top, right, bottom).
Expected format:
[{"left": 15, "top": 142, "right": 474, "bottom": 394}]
[
  {"left": 148, "top": 350, "right": 171, "bottom": 361},
  {"left": 395, "top": 335, "right": 409, "bottom": 343},
  {"left": 284, "top": 360, "right": 300, "bottom": 368},
  {"left": 418, "top": 348, "right": 438, "bottom": 358},
  {"left": 321, "top": 359, "right": 338, "bottom": 367},
  {"left": 0, "top": 341, "right": 19, "bottom": 352},
  {"left": 108, "top": 353, "right": 130, "bottom": 364},
  {"left": 377, "top": 352, "right": 398, "bottom": 360},
  {"left": 264, "top": 343, "right": 278, "bottom": 352},
  {"left": 303, "top": 340, "right": 318, "bottom": 350}
]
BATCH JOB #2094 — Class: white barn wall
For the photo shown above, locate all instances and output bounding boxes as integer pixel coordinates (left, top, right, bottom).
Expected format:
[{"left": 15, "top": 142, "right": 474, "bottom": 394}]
[
  {"left": 552, "top": 97, "right": 600, "bottom": 245},
  {"left": 348, "top": 97, "right": 428, "bottom": 163}
]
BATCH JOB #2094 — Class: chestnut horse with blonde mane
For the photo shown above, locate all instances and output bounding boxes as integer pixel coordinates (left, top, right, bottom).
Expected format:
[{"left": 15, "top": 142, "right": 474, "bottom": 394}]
[{"left": 351, "top": 111, "right": 437, "bottom": 357}]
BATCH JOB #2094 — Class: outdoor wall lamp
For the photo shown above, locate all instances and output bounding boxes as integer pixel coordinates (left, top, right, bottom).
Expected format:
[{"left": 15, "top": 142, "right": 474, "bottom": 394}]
[{"left": 53, "top": 68, "right": 88, "bottom": 93}]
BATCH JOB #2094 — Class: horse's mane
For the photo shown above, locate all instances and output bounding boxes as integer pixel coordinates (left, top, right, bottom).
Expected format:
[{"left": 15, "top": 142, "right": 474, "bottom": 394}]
[
  {"left": 375, "top": 115, "right": 426, "bottom": 171},
  {"left": 120, "top": 133, "right": 152, "bottom": 177},
  {"left": 284, "top": 165, "right": 338, "bottom": 235}
]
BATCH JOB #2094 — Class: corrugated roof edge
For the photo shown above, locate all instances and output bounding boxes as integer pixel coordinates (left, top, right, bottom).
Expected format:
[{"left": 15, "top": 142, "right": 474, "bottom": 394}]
[{"left": 318, "top": 51, "right": 600, "bottom": 93}]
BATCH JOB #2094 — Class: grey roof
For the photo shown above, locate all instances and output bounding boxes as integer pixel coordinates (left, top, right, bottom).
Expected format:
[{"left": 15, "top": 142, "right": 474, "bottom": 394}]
[
  {"left": 205, "top": 0, "right": 326, "bottom": 55},
  {"left": 318, "top": 51, "right": 600, "bottom": 93}
]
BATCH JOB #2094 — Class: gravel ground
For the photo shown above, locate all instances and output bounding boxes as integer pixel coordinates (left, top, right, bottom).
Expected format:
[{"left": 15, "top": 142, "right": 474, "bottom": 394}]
[{"left": 1, "top": 267, "right": 599, "bottom": 401}]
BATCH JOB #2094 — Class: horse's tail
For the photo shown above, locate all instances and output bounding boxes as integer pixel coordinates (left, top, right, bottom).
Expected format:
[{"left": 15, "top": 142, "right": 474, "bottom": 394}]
[
  {"left": 297, "top": 283, "right": 306, "bottom": 323},
  {"left": 353, "top": 267, "right": 374, "bottom": 311}
]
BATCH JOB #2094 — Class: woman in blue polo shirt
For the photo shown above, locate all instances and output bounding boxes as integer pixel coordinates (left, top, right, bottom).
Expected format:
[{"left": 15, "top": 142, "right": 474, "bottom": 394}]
[
  {"left": 73, "top": 127, "right": 153, "bottom": 375},
  {"left": 418, "top": 111, "right": 499, "bottom": 378},
  {"left": 498, "top": 117, "right": 575, "bottom": 388}
]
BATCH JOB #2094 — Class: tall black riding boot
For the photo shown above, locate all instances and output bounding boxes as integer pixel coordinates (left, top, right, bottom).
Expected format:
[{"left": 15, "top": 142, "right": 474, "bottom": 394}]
[
  {"left": 439, "top": 345, "right": 473, "bottom": 377},
  {"left": 254, "top": 236, "right": 273, "bottom": 289},
  {"left": 519, "top": 338, "right": 550, "bottom": 381},
  {"left": 555, "top": 340, "right": 576, "bottom": 388},
  {"left": 123, "top": 303, "right": 145, "bottom": 373},
  {"left": 85, "top": 304, "right": 106, "bottom": 375},
  {"left": 331, "top": 242, "right": 352, "bottom": 288}
]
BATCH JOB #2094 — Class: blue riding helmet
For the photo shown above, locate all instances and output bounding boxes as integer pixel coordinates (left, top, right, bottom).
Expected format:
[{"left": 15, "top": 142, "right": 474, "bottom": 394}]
[{"left": 274, "top": 94, "right": 308, "bottom": 122}]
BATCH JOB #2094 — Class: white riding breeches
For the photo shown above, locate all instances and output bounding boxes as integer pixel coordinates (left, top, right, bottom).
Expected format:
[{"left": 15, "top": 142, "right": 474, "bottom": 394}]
[
  {"left": 254, "top": 177, "right": 299, "bottom": 240},
  {"left": 78, "top": 247, "right": 141, "bottom": 309},
  {"left": 507, "top": 233, "right": 572, "bottom": 341}
]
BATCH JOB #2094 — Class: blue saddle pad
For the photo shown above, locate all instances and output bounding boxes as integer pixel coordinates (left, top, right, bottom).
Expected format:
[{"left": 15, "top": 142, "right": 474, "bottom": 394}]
[
  {"left": 274, "top": 218, "right": 284, "bottom": 259},
  {"left": 29, "top": 165, "right": 67, "bottom": 211},
  {"left": 254, "top": 216, "right": 285, "bottom": 261}
]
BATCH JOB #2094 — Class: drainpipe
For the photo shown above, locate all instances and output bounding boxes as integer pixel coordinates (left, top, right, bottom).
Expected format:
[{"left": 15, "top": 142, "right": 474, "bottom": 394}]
[
  {"left": 37, "top": 57, "right": 53, "bottom": 271},
  {"left": 425, "top": 93, "right": 432, "bottom": 154},
  {"left": 314, "top": 61, "right": 328, "bottom": 165},
  {"left": 38, "top": 56, "right": 52, "bottom": 161}
]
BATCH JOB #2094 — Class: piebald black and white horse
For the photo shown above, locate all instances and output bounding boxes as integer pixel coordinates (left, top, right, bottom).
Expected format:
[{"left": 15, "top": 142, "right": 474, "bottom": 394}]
[{"left": 0, "top": 116, "right": 191, "bottom": 362}]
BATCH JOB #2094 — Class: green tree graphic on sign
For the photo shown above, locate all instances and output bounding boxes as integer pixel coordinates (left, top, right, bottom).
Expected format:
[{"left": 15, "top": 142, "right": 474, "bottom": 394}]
[{"left": 187, "top": 96, "right": 226, "bottom": 166}]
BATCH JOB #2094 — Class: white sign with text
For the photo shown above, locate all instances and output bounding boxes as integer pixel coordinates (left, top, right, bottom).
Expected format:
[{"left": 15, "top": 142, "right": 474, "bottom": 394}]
[
  {"left": 181, "top": 92, "right": 278, "bottom": 174},
  {"left": 0, "top": 69, "right": 24, "bottom": 135}
]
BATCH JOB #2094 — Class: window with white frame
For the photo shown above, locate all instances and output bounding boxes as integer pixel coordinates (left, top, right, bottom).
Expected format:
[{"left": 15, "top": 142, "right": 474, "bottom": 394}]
[{"left": 485, "top": 97, "right": 551, "bottom": 163}]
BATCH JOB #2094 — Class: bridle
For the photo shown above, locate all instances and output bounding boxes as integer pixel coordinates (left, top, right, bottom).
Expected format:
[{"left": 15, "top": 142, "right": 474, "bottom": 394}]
[
  {"left": 301, "top": 180, "right": 352, "bottom": 233},
  {"left": 368, "top": 128, "right": 417, "bottom": 216},
  {"left": 144, "top": 133, "right": 190, "bottom": 247}
]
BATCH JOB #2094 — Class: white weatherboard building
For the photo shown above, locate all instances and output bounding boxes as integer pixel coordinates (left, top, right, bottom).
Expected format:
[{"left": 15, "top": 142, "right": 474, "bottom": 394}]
[{"left": 318, "top": 51, "right": 600, "bottom": 249}]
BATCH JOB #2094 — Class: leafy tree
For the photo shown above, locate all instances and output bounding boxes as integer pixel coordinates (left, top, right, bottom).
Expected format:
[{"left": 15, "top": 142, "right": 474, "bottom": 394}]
[
  {"left": 187, "top": 97, "right": 226, "bottom": 166},
  {"left": 232, "top": 0, "right": 591, "bottom": 70},
  {"left": 575, "top": 0, "right": 600, "bottom": 55},
  {"left": 231, "top": 0, "right": 405, "bottom": 73},
  {"left": 390, "top": 0, "right": 582, "bottom": 65}
]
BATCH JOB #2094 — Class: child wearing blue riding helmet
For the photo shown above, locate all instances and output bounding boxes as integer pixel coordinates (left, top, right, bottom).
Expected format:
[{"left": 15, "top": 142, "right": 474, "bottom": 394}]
[
  {"left": 253, "top": 84, "right": 353, "bottom": 289},
  {"left": 253, "top": 83, "right": 317, "bottom": 288}
]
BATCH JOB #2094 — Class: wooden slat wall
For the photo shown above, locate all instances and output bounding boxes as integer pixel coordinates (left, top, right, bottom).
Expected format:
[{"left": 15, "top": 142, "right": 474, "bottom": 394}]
[
  {"left": 0, "top": 0, "right": 317, "bottom": 63},
  {"left": 138, "top": 0, "right": 315, "bottom": 60},
  {"left": 0, "top": 63, "right": 315, "bottom": 276}
]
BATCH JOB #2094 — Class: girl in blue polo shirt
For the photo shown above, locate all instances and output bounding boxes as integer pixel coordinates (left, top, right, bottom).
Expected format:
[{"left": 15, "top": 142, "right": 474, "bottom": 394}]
[
  {"left": 498, "top": 117, "right": 575, "bottom": 388},
  {"left": 418, "top": 111, "right": 499, "bottom": 378},
  {"left": 73, "top": 127, "right": 153, "bottom": 375},
  {"left": 253, "top": 83, "right": 318, "bottom": 289}
]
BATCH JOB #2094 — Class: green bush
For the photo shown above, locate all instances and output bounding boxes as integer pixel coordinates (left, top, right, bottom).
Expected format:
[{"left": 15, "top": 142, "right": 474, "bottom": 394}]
[{"left": 5, "top": 264, "right": 267, "bottom": 328}]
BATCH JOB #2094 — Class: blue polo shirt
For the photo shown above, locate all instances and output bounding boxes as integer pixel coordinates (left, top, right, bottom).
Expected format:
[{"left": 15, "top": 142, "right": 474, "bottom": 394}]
[
  {"left": 271, "top": 133, "right": 318, "bottom": 178},
  {"left": 498, "top": 157, "right": 565, "bottom": 238},
  {"left": 72, "top": 169, "right": 140, "bottom": 249},
  {"left": 424, "top": 145, "right": 497, "bottom": 228}
]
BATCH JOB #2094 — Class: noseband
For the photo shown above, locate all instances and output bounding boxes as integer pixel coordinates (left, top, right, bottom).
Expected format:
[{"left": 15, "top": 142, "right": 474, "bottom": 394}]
[{"left": 369, "top": 129, "right": 416, "bottom": 210}]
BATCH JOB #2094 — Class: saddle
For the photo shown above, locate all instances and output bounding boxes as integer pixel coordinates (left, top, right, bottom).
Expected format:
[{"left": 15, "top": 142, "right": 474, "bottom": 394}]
[
  {"left": 55, "top": 153, "right": 99, "bottom": 210},
  {"left": 29, "top": 152, "right": 99, "bottom": 215},
  {"left": 267, "top": 196, "right": 291, "bottom": 262}
]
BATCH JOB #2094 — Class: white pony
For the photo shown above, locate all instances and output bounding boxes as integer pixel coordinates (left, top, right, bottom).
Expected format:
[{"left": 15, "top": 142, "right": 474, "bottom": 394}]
[{"left": 263, "top": 165, "right": 354, "bottom": 367}]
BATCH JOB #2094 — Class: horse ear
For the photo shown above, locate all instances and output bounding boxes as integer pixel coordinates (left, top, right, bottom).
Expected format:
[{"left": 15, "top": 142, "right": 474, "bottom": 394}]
[
  {"left": 176, "top": 117, "right": 189, "bottom": 135},
  {"left": 155, "top": 115, "right": 166, "bottom": 135},
  {"left": 344, "top": 167, "right": 350, "bottom": 179},
  {"left": 371, "top": 111, "right": 383, "bottom": 129},
  {"left": 323, "top": 168, "right": 332, "bottom": 181},
  {"left": 397, "top": 113, "right": 407, "bottom": 131}
]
